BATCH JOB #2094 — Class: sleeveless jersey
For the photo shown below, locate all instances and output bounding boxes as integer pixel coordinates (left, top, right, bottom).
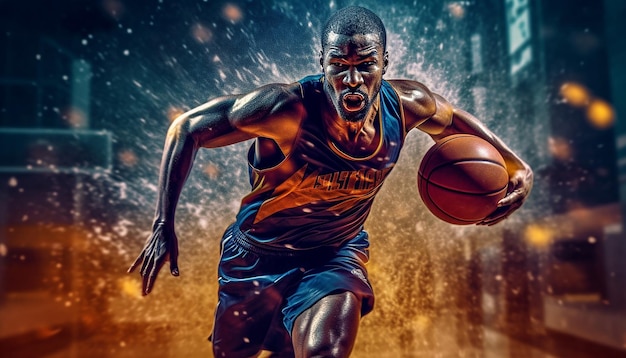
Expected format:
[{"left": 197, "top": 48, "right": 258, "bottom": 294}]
[{"left": 234, "top": 74, "right": 407, "bottom": 251}]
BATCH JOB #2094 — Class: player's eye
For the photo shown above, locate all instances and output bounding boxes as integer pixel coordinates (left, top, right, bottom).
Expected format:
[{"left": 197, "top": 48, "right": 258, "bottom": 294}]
[{"left": 359, "top": 61, "right": 376, "bottom": 69}]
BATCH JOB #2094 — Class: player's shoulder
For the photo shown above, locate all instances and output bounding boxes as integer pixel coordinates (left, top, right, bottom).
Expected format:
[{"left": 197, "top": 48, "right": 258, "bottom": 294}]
[
  {"left": 386, "top": 79, "right": 456, "bottom": 134},
  {"left": 254, "top": 82, "right": 304, "bottom": 104},
  {"left": 386, "top": 79, "right": 438, "bottom": 120},
  {"left": 273, "top": 82, "right": 306, "bottom": 109},
  {"left": 234, "top": 82, "right": 305, "bottom": 120},
  {"left": 227, "top": 82, "right": 305, "bottom": 149}
]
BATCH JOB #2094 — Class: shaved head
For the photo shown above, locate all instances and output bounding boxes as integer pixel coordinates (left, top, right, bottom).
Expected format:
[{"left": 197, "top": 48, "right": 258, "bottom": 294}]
[{"left": 321, "top": 6, "right": 387, "bottom": 52}]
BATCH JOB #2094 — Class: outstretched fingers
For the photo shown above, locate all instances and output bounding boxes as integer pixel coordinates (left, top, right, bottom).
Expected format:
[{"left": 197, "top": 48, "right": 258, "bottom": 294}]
[
  {"left": 140, "top": 236, "right": 172, "bottom": 295},
  {"left": 145, "top": 256, "right": 164, "bottom": 295},
  {"left": 127, "top": 249, "right": 145, "bottom": 273},
  {"left": 129, "top": 226, "right": 180, "bottom": 296},
  {"left": 140, "top": 249, "right": 162, "bottom": 295}
]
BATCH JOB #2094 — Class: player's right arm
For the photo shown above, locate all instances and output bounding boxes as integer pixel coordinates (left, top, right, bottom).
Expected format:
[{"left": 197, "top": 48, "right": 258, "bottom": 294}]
[{"left": 128, "top": 82, "right": 304, "bottom": 295}]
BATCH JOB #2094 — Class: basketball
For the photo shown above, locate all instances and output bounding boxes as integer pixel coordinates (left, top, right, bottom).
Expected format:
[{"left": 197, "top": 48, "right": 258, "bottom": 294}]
[{"left": 417, "top": 134, "right": 509, "bottom": 225}]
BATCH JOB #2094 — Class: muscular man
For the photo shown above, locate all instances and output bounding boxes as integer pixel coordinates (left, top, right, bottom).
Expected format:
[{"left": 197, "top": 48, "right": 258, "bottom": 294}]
[{"left": 129, "top": 6, "right": 533, "bottom": 357}]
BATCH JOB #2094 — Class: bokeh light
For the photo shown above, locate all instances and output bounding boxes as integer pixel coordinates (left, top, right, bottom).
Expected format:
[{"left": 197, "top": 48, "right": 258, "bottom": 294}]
[
  {"left": 62, "top": 107, "right": 87, "bottom": 128},
  {"left": 118, "top": 277, "right": 142, "bottom": 299},
  {"left": 559, "top": 82, "right": 590, "bottom": 107},
  {"left": 191, "top": 23, "right": 213, "bottom": 44},
  {"left": 447, "top": 2, "right": 466, "bottom": 19},
  {"left": 524, "top": 224, "right": 553, "bottom": 248},
  {"left": 118, "top": 149, "right": 139, "bottom": 167},
  {"left": 586, "top": 98, "right": 615, "bottom": 129},
  {"left": 101, "top": 0, "right": 125, "bottom": 21},
  {"left": 222, "top": 3, "right": 243, "bottom": 23},
  {"left": 548, "top": 136, "right": 573, "bottom": 161}
]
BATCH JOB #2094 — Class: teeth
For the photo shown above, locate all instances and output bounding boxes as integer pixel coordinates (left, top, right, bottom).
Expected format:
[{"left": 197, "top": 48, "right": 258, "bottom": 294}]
[{"left": 344, "top": 94, "right": 364, "bottom": 102}]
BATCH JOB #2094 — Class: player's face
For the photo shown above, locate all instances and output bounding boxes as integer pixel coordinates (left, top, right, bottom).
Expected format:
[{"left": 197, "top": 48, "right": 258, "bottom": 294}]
[{"left": 321, "top": 31, "right": 388, "bottom": 122}]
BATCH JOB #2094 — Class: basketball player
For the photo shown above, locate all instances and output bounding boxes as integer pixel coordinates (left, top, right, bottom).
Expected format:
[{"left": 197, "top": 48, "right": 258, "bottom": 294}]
[{"left": 129, "top": 6, "right": 533, "bottom": 357}]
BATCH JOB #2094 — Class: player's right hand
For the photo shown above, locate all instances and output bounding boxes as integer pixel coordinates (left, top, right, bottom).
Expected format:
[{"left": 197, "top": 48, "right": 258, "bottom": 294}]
[{"left": 127, "top": 221, "right": 179, "bottom": 296}]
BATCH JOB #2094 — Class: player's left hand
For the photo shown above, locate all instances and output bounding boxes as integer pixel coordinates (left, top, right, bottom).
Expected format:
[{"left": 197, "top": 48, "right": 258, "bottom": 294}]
[{"left": 478, "top": 166, "right": 533, "bottom": 226}]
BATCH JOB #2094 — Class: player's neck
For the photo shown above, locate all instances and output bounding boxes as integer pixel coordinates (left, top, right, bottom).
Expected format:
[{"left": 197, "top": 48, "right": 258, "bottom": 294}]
[{"left": 323, "top": 100, "right": 379, "bottom": 154}]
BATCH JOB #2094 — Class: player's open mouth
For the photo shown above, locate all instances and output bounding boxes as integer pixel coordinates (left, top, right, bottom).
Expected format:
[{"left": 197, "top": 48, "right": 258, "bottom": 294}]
[{"left": 342, "top": 93, "right": 366, "bottom": 112}]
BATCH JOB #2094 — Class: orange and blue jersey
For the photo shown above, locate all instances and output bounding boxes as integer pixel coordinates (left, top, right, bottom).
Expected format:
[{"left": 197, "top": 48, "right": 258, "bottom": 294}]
[{"left": 234, "top": 74, "right": 407, "bottom": 251}]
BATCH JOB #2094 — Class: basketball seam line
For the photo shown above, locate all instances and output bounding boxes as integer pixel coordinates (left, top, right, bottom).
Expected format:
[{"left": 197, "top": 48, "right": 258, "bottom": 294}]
[
  {"left": 418, "top": 160, "right": 509, "bottom": 194},
  {"left": 419, "top": 159, "right": 507, "bottom": 175},
  {"left": 417, "top": 173, "right": 508, "bottom": 195},
  {"left": 421, "top": 185, "right": 499, "bottom": 224}
]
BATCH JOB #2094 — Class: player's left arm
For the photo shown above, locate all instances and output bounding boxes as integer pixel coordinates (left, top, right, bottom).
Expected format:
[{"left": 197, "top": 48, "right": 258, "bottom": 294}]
[{"left": 396, "top": 81, "right": 533, "bottom": 225}]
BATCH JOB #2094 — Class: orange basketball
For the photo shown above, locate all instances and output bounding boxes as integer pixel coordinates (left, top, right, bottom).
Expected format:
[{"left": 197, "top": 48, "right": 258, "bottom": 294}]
[{"left": 418, "top": 134, "right": 509, "bottom": 225}]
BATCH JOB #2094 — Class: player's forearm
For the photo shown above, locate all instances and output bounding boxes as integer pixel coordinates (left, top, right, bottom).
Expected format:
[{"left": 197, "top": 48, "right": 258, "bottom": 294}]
[{"left": 153, "top": 117, "right": 198, "bottom": 227}]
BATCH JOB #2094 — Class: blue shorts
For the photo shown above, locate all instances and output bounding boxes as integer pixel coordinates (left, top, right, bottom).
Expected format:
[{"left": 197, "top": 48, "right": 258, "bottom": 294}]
[{"left": 210, "top": 223, "right": 375, "bottom": 356}]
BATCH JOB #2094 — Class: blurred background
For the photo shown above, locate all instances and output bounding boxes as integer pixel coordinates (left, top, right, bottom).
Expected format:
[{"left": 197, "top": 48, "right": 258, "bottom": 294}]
[{"left": 0, "top": 0, "right": 625, "bottom": 357}]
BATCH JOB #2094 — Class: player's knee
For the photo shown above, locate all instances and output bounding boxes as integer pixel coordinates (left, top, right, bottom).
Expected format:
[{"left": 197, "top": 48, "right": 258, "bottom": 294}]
[
  {"left": 293, "top": 292, "right": 361, "bottom": 358},
  {"left": 299, "top": 338, "right": 353, "bottom": 358}
]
